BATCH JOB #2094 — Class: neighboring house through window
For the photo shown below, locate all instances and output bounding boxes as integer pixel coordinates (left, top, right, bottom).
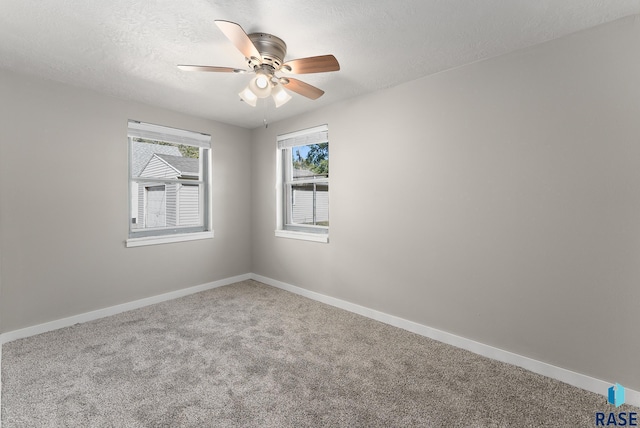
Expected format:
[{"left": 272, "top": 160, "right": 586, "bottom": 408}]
[
  {"left": 276, "top": 124, "right": 329, "bottom": 243},
  {"left": 126, "top": 121, "right": 213, "bottom": 247}
]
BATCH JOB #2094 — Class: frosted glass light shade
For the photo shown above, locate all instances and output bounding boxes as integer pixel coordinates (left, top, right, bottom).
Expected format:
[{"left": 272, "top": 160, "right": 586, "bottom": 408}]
[
  {"left": 239, "top": 86, "right": 258, "bottom": 107},
  {"left": 272, "top": 84, "right": 292, "bottom": 108}
]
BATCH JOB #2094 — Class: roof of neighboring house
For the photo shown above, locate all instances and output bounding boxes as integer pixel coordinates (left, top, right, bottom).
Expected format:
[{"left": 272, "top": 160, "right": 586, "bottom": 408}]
[
  {"left": 155, "top": 153, "right": 199, "bottom": 177},
  {"left": 131, "top": 141, "right": 181, "bottom": 176},
  {"left": 293, "top": 167, "right": 326, "bottom": 179}
]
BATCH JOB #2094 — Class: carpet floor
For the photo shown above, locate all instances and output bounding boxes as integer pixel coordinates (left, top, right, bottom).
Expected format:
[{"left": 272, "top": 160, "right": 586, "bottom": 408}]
[{"left": 1, "top": 280, "right": 635, "bottom": 427}]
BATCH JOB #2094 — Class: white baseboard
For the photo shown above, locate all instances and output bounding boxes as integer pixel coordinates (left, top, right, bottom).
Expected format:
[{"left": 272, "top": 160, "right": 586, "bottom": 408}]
[
  {"left": 0, "top": 273, "right": 251, "bottom": 345},
  {"left": 1, "top": 272, "right": 638, "bottom": 409},
  {"left": 250, "top": 273, "right": 640, "bottom": 408}
]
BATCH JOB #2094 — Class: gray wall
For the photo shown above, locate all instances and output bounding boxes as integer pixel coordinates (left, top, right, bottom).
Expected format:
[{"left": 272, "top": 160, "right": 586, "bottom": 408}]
[
  {"left": 250, "top": 16, "right": 640, "bottom": 390},
  {"left": 0, "top": 69, "right": 252, "bottom": 332}
]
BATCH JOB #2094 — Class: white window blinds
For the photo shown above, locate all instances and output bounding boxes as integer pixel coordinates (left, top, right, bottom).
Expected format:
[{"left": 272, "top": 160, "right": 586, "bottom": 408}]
[
  {"left": 277, "top": 124, "right": 328, "bottom": 149},
  {"left": 128, "top": 121, "right": 211, "bottom": 148}
]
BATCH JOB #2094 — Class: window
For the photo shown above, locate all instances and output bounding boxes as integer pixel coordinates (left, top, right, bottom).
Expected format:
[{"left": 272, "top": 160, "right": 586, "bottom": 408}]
[
  {"left": 276, "top": 125, "right": 329, "bottom": 243},
  {"left": 126, "top": 121, "right": 213, "bottom": 247}
]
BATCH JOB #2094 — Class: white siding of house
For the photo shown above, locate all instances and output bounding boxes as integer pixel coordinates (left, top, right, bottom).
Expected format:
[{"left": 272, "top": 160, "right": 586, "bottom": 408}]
[
  {"left": 131, "top": 182, "right": 139, "bottom": 226},
  {"left": 178, "top": 184, "right": 200, "bottom": 226},
  {"left": 292, "top": 188, "right": 329, "bottom": 224},
  {"left": 135, "top": 185, "right": 144, "bottom": 229},
  {"left": 165, "top": 183, "right": 178, "bottom": 227},
  {"left": 139, "top": 156, "right": 178, "bottom": 179}
]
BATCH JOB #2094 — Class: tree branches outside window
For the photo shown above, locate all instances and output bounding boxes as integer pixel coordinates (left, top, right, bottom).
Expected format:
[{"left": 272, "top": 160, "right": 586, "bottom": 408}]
[{"left": 292, "top": 143, "right": 328, "bottom": 176}]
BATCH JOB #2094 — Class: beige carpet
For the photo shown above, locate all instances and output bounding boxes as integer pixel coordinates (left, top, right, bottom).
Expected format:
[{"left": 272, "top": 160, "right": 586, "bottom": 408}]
[{"left": 1, "top": 280, "right": 635, "bottom": 427}]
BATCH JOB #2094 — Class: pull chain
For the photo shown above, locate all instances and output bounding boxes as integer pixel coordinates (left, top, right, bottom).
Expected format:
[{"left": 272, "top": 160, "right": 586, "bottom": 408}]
[{"left": 263, "top": 97, "right": 269, "bottom": 128}]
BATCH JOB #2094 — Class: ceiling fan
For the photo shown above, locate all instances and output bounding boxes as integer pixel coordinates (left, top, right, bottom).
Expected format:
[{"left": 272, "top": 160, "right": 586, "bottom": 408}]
[{"left": 178, "top": 20, "right": 340, "bottom": 108}]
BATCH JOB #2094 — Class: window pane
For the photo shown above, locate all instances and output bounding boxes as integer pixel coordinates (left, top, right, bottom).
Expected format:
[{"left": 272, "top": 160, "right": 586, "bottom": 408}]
[
  {"left": 130, "top": 138, "right": 205, "bottom": 233},
  {"left": 291, "top": 143, "right": 328, "bottom": 181},
  {"left": 288, "top": 183, "right": 329, "bottom": 227},
  {"left": 131, "top": 181, "right": 204, "bottom": 230}
]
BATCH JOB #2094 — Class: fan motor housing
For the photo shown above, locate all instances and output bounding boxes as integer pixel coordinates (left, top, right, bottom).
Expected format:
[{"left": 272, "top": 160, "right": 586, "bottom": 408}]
[{"left": 248, "top": 33, "right": 287, "bottom": 70}]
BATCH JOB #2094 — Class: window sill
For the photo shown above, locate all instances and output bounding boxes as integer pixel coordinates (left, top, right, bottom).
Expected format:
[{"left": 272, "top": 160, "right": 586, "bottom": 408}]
[
  {"left": 275, "top": 230, "right": 329, "bottom": 243},
  {"left": 126, "top": 231, "right": 214, "bottom": 248}
]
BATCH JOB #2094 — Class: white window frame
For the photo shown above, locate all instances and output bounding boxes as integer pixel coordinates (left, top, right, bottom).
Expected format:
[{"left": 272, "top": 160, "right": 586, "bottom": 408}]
[
  {"left": 275, "top": 124, "right": 329, "bottom": 243},
  {"left": 126, "top": 120, "right": 213, "bottom": 247}
]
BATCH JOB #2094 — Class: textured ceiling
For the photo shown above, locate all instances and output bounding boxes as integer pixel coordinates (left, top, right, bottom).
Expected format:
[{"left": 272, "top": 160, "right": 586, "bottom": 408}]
[{"left": 1, "top": 0, "right": 639, "bottom": 129}]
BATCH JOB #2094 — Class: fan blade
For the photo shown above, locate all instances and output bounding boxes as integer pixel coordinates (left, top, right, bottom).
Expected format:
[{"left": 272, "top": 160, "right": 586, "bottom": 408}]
[
  {"left": 283, "top": 78, "right": 324, "bottom": 100},
  {"left": 178, "top": 65, "right": 245, "bottom": 73},
  {"left": 282, "top": 55, "right": 340, "bottom": 74},
  {"left": 215, "top": 20, "right": 261, "bottom": 60}
]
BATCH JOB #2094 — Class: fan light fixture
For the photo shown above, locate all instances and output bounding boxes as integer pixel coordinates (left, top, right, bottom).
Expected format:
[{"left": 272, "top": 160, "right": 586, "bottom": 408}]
[
  {"left": 239, "top": 71, "right": 292, "bottom": 108},
  {"left": 180, "top": 21, "right": 341, "bottom": 109}
]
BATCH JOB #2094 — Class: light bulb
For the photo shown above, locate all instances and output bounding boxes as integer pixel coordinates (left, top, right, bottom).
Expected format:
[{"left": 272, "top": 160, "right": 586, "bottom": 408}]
[
  {"left": 249, "top": 72, "right": 272, "bottom": 98},
  {"left": 255, "top": 75, "right": 269, "bottom": 90}
]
